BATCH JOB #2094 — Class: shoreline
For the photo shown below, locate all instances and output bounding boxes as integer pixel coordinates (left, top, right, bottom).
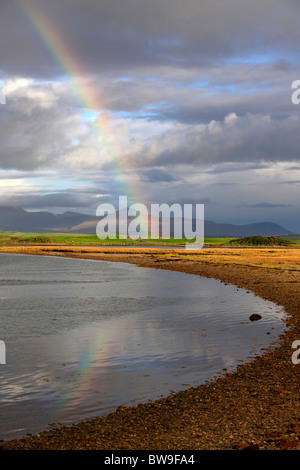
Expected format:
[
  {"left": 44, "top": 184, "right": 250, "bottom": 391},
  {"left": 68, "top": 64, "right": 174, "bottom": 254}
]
[{"left": 1, "top": 246, "right": 300, "bottom": 450}]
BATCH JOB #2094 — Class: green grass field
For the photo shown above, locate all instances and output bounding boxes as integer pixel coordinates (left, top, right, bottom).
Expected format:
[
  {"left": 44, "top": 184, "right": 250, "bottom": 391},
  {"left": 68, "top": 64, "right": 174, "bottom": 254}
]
[
  {"left": 0, "top": 231, "right": 298, "bottom": 246},
  {"left": 0, "top": 231, "right": 235, "bottom": 246},
  {"left": 228, "top": 236, "right": 294, "bottom": 246},
  {"left": 278, "top": 234, "right": 300, "bottom": 242}
]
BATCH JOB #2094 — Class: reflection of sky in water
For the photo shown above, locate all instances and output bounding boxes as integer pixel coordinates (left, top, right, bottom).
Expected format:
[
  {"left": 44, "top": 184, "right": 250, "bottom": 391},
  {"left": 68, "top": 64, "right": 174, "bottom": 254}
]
[{"left": 0, "top": 254, "right": 287, "bottom": 440}]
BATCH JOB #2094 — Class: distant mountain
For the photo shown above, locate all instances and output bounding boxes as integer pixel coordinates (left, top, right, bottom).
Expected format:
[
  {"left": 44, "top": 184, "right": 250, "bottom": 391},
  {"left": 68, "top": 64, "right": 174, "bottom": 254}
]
[
  {"left": 0, "top": 206, "right": 96, "bottom": 233},
  {"left": 203, "top": 220, "right": 292, "bottom": 237},
  {"left": 0, "top": 206, "right": 293, "bottom": 237}
]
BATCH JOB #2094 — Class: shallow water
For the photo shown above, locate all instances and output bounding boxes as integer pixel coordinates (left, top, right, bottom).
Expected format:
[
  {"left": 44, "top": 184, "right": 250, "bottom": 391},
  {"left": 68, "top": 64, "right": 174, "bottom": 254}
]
[{"left": 0, "top": 253, "right": 286, "bottom": 440}]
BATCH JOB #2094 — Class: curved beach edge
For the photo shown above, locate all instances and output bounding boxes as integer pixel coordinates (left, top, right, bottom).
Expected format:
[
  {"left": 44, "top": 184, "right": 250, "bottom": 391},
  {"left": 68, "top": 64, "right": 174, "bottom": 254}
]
[{"left": 0, "top": 247, "right": 300, "bottom": 450}]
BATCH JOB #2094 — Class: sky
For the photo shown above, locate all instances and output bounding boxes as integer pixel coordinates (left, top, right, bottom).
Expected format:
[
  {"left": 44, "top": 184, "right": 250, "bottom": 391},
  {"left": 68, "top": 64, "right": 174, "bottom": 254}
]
[{"left": 0, "top": 0, "right": 300, "bottom": 232}]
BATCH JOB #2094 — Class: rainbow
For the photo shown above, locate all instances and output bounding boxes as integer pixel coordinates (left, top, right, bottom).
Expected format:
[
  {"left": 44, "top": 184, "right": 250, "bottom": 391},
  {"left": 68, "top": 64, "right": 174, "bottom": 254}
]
[
  {"left": 16, "top": 0, "right": 150, "bottom": 422},
  {"left": 17, "top": 0, "right": 145, "bottom": 206},
  {"left": 47, "top": 318, "right": 127, "bottom": 424}
]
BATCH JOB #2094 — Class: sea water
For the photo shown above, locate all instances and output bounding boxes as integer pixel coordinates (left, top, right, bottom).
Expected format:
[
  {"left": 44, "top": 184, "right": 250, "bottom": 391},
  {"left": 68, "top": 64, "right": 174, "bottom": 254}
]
[{"left": 0, "top": 253, "right": 287, "bottom": 440}]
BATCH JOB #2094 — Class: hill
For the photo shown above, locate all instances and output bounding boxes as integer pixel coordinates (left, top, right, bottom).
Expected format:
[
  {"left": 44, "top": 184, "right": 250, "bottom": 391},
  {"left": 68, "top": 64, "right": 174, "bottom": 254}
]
[
  {"left": 203, "top": 220, "right": 292, "bottom": 238},
  {"left": 228, "top": 236, "right": 292, "bottom": 246},
  {"left": 0, "top": 206, "right": 293, "bottom": 238}
]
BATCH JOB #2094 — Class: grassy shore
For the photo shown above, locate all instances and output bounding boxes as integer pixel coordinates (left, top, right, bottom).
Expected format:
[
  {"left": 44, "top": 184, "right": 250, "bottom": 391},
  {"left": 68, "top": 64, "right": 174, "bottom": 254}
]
[
  {"left": 0, "top": 230, "right": 236, "bottom": 246},
  {"left": 0, "top": 245, "right": 300, "bottom": 450}
]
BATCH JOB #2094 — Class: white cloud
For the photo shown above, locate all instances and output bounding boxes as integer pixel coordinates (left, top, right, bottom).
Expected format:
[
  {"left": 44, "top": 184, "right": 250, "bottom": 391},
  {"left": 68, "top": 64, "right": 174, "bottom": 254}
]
[{"left": 0, "top": 1, "right": 299, "bottom": 229}]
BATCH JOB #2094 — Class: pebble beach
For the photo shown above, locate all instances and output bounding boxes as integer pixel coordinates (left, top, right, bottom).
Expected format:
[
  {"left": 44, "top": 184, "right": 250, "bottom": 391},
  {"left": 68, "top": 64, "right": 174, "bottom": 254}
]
[{"left": 0, "top": 246, "right": 299, "bottom": 450}]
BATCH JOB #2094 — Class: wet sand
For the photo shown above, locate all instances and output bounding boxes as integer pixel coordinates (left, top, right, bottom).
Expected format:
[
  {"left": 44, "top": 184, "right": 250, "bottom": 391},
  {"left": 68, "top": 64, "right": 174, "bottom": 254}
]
[{"left": 0, "top": 246, "right": 300, "bottom": 450}]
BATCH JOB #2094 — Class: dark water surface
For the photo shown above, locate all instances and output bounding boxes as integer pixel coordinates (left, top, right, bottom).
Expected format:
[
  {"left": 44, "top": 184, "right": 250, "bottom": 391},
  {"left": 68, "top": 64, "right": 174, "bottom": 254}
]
[{"left": 0, "top": 253, "right": 286, "bottom": 440}]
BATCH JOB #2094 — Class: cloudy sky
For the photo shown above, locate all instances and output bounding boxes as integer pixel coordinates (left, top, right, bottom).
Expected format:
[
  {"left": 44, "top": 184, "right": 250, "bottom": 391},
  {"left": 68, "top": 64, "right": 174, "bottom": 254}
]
[{"left": 0, "top": 0, "right": 300, "bottom": 232}]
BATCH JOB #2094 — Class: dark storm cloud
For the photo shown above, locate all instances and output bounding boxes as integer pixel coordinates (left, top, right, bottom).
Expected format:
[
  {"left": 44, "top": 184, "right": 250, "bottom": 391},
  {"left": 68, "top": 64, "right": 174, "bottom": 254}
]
[
  {"left": 278, "top": 180, "right": 300, "bottom": 184},
  {"left": 127, "top": 113, "right": 300, "bottom": 168},
  {"left": 141, "top": 169, "right": 179, "bottom": 183},
  {"left": 89, "top": 60, "right": 299, "bottom": 124},
  {"left": 0, "top": 0, "right": 299, "bottom": 230},
  {"left": 0, "top": 78, "right": 91, "bottom": 170},
  {"left": 0, "top": 105, "right": 77, "bottom": 170},
  {"left": 1, "top": 0, "right": 300, "bottom": 78},
  {"left": 205, "top": 163, "right": 271, "bottom": 174},
  {"left": 0, "top": 190, "right": 91, "bottom": 209},
  {"left": 244, "top": 203, "right": 291, "bottom": 208},
  {"left": 0, "top": 183, "right": 109, "bottom": 210}
]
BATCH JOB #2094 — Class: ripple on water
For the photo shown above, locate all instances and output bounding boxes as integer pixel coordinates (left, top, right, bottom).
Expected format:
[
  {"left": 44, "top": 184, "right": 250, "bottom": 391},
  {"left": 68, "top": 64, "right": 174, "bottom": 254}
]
[{"left": 0, "top": 253, "right": 287, "bottom": 440}]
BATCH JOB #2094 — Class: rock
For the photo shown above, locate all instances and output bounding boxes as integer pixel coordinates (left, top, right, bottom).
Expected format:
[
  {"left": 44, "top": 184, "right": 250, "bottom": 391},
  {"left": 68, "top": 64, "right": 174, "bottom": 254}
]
[
  {"left": 116, "top": 405, "right": 128, "bottom": 413},
  {"left": 249, "top": 314, "right": 262, "bottom": 322},
  {"left": 241, "top": 444, "right": 260, "bottom": 450}
]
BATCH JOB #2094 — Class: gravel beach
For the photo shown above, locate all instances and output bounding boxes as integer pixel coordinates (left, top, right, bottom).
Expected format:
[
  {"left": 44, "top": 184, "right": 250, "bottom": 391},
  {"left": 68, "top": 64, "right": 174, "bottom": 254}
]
[{"left": 0, "top": 246, "right": 299, "bottom": 450}]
